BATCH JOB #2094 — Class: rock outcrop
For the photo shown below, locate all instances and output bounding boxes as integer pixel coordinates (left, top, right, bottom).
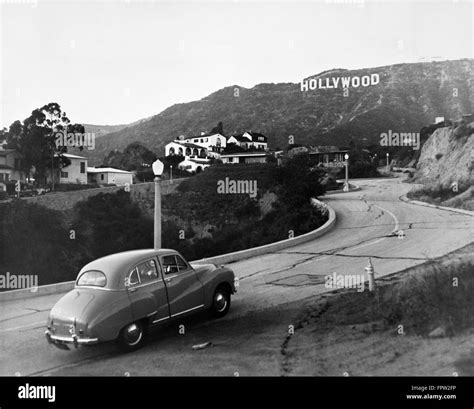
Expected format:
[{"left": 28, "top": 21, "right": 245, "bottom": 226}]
[{"left": 415, "top": 122, "right": 473, "bottom": 186}]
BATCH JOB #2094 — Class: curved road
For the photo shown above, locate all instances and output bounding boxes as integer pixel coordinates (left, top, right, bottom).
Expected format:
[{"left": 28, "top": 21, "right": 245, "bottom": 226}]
[{"left": 0, "top": 176, "right": 472, "bottom": 376}]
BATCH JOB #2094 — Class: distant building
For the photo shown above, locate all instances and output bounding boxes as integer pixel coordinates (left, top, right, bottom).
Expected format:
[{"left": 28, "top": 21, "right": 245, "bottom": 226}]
[
  {"left": 308, "top": 146, "right": 349, "bottom": 168},
  {"left": 177, "top": 157, "right": 211, "bottom": 174},
  {"left": 165, "top": 141, "right": 208, "bottom": 158},
  {"left": 227, "top": 131, "right": 268, "bottom": 151},
  {"left": 165, "top": 132, "right": 226, "bottom": 158},
  {"left": 220, "top": 152, "right": 267, "bottom": 164},
  {"left": 48, "top": 153, "right": 88, "bottom": 184},
  {"left": 288, "top": 145, "right": 349, "bottom": 168},
  {"left": 87, "top": 167, "right": 134, "bottom": 186},
  {"left": 0, "top": 148, "right": 24, "bottom": 188},
  {"left": 181, "top": 132, "right": 227, "bottom": 153},
  {"left": 435, "top": 117, "right": 445, "bottom": 124}
]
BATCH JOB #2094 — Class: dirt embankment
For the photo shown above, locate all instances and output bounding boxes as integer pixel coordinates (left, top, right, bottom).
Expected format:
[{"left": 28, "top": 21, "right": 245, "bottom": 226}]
[
  {"left": 281, "top": 244, "right": 474, "bottom": 376},
  {"left": 407, "top": 122, "right": 474, "bottom": 210}
]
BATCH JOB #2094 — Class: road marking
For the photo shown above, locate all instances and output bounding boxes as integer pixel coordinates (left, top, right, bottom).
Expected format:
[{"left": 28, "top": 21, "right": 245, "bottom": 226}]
[{"left": 373, "top": 204, "right": 399, "bottom": 233}]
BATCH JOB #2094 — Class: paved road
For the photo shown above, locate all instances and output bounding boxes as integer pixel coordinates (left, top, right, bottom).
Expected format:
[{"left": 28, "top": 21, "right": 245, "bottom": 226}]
[{"left": 0, "top": 176, "right": 472, "bottom": 376}]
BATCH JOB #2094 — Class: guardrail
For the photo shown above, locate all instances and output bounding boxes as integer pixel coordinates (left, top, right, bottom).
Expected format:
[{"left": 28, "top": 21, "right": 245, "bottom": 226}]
[
  {"left": 0, "top": 201, "right": 336, "bottom": 301},
  {"left": 195, "top": 204, "right": 336, "bottom": 265}
]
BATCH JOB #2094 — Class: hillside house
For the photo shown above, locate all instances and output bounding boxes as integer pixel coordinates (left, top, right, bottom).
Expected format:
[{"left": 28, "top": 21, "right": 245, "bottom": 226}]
[
  {"left": 227, "top": 131, "right": 268, "bottom": 151},
  {"left": 87, "top": 167, "right": 134, "bottom": 186},
  {"left": 220, "top": 152, "right": 267, "bottom": 164},
  {"left": 0, "top": 148, "right": 24, "bottom": 189},
  {"left": 48, "top": 153, "right": 88, "bottom": 184}
]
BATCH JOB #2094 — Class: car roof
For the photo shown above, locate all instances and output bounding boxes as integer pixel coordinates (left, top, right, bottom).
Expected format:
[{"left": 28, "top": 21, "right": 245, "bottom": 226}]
[{"left": 77, "top": 249, "right": 178, "bottom": 289}]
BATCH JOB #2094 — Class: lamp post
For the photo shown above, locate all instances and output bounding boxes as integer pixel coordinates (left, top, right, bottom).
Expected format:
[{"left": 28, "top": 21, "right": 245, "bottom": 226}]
[
  {"left": 344, "top": 153, "right": 349, "bottom": 190},
  {"left": 386, "top": 153, "right": 390, "bottom": 172},
  {"left": 152, "top": 159, "right": 164, "bottom": 249},
  {"left": 170, "top": 165, "right": 173, "bottom": 184}
]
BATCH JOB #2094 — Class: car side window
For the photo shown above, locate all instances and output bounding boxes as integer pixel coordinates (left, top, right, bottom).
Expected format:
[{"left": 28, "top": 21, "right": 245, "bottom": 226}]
[
  {"left": 176, "top": 256, "right": 188, "bottom": 272},
  {"left": 127, "top": 268, "right": 140, "bottom": 286},
  {"left": 136, "top": 259, "right": 159, "bottom": 284},
  {"left": 162, "top": 255, "right": 179, "bottom": 275}
]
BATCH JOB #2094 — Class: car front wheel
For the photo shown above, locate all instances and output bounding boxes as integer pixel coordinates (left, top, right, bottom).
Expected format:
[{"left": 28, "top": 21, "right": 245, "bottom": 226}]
[
  {"left": 211, "top": 286, "right": 231, "bottom": 317},
  {"left": 117, "top": 321, "right": 145, "bottom": 352}
]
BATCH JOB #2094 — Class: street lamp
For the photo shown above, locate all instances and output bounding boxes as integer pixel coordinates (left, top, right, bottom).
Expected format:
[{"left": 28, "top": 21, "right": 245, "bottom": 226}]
[
  {"left": 170, "top": 165, "right": 173, "bottom": 184},
  {"left": 386, "top": 153, "right": 390, "bottom": 172},
  {"left": 152, "top": 159, "right": 164, "bottom": 249},
  {"left": 344, "top": 153, "right": 349, "bottom": 190}
]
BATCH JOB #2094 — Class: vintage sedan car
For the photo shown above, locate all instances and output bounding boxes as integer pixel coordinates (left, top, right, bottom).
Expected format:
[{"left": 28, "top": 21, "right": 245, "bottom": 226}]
[{"left": 45, "top": 249, "right": 237, "bottom": 351}]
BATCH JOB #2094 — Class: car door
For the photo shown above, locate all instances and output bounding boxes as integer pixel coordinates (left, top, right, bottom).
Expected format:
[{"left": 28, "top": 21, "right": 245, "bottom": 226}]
[
  {"left": 161, "top": 254, "right": 205, "bottom": 318},
  {"left": 126, "top": 258, "right": 170, "bottom": 325}
]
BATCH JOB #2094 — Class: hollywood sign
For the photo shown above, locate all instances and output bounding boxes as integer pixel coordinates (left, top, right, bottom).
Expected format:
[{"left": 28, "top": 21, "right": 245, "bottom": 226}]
[{"left": 301, "top": 73, "right": 380, "bottom": 91}]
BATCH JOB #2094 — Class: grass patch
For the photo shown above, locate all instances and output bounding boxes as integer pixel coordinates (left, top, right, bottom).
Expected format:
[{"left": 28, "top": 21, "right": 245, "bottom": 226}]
[{"left": 381, "top": 260, "right": 474, "bottom": 336}]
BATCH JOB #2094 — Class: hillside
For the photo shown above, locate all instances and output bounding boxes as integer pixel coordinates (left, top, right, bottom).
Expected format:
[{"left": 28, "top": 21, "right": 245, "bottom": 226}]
[
  {"left": 82, "top": 59, "right": 473, "bottom": 165},
  {"left": 83, "top": 116, "right": 152, "bottom": 138},
  {"left": 408, "top": 120, "right": 474, "bottom": 210}
]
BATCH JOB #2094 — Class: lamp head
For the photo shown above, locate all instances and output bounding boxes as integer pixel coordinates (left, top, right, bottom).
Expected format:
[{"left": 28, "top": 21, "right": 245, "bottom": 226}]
[
  {"left": 344, "top": 154, "right": 349, "bottom": 160},
  {"left": 152, "top": 159, "right": 164, "bottom": 176}
]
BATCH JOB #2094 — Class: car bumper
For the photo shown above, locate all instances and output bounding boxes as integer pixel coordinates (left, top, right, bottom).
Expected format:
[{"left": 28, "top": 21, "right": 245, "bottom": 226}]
[{"left": 45, "top": 329, "right": 98, "bottom": 349}]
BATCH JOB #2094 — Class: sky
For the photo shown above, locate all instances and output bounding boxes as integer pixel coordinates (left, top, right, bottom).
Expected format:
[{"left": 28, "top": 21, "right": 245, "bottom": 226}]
[{"left": 0, "top": 0, "right": 472, "bottom": 128}]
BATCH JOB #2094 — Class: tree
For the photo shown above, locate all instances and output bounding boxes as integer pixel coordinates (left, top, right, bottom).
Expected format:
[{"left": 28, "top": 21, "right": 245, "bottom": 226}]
[
  {"left": 5, "top": 103, "right": 84, "bottom": 188},
  {"left": 103, "top": 142, "right": 157, "bottom": 171},
  {"left": 210, "top": 121, "right": 224, "bottom": 135}
]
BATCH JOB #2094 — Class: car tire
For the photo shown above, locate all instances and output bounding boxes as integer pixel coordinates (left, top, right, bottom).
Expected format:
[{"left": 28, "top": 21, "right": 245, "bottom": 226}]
[
  {"left": 117, "top": 321, "right": 146, "bottom": 352},
  {"left": 211, "top": 286, "right": 231, "bottom": 318}
]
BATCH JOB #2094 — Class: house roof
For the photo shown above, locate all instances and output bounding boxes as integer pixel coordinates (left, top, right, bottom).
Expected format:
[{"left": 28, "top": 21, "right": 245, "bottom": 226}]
[
  {"left": 169, "top": 141, "right": 206, "bottom": 149},
  {"left": 228, "top": 135, "right": 249, "bottom": 143},
  {"left": 188, "top": 132, "right": 224, "bottom": 139},
  {"left": 87, "top": 167, "right": 133, "bottom": 174},
  {"left": 54, "top": 153, "right": 87, "bottom": 159},
  {"left": 246, "top": 131, "right": 268, "bottom": 142},
  {"left": 221, "top": 152, "right": 267, "bottom": 157}
]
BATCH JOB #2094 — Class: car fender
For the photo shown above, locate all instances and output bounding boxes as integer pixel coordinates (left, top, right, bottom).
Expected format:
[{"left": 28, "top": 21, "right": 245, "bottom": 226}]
[
  {"left": 194, "top": 265, "right": 235, "bottom": 308},
  {"left": 86, "top": 291, "right": 134, "bottom": 341}
]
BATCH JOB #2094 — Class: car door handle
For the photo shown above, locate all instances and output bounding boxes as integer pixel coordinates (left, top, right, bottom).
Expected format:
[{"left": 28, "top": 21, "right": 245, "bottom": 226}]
[
  {"left": 165, "top": 277, "right": 172, "bottom": 283},
  {"left": 128, "top": 287, "right": 137, "bottom": 293}
]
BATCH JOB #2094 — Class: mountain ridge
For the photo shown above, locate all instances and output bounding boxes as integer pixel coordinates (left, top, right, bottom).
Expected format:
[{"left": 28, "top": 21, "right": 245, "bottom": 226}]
[{"left": 81, "top": 59, "right": 473, "bottom": 165}]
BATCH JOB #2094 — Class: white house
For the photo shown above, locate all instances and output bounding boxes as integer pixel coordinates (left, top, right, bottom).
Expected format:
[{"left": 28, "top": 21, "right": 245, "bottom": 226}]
[
  {"left": 227, "top": 131, "right": 268, "bottom": 150},
  {"left": 87, "top": 167, "right": 134, "bottom": 186},
  {"left": 177, "top": 157, "right": 211, "bottom": 174},
  {"left": 220, "top": 152, "right": 267, "bottom": 164},
  {"left": 165, "top": 141, "right": 208, "bottom": 158},
  {"left": 51, "top": 153, "right": 88, "bottom": 184},
  {"left": 165, "top": 132, "right": 227, "bottom": 159},
  {"left": 181, "top": 132, "right": 227, "bottom": 153}
]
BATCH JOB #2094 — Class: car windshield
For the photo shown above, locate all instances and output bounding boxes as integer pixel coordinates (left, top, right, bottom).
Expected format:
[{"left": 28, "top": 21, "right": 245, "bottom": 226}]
[{"left": 77, "top": 270, "right": 107, "bottom": 287}]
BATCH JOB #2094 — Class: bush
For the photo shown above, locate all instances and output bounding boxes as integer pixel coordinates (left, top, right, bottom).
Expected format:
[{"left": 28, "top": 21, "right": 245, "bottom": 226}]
[{"left": 0, "top": 201, "right": 85, "bottom": 285}]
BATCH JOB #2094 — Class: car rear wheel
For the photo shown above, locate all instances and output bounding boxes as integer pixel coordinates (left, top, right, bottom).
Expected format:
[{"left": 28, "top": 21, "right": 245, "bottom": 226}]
[
  {"left": 211, "top": 286, "right": 231, "bottom": 317},
  {"left": 117, "top": 321, "right": 145, "bottom": 352}
]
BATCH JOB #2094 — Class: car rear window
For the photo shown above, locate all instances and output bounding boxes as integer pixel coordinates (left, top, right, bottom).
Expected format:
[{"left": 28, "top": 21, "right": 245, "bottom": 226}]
[{"left": 77, "top": 270, "right": 107, "bottom": 287}]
